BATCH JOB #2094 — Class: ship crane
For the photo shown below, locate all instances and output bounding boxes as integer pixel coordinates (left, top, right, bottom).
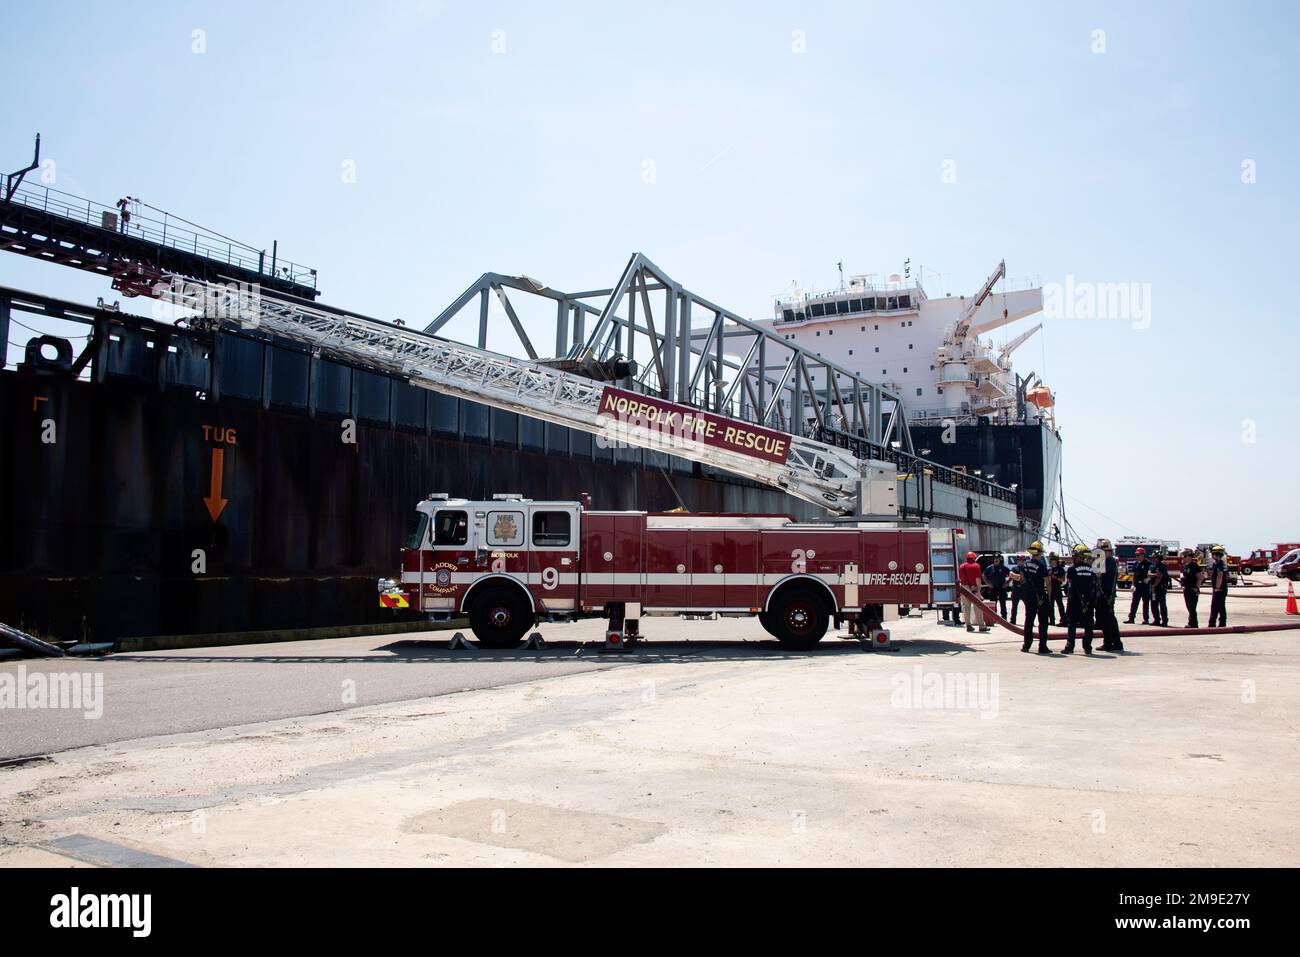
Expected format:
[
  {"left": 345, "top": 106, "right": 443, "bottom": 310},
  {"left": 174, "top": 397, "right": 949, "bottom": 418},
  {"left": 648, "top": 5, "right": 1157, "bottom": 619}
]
[
  {"left": 943, "top": 258, "right": 1005, "bottom": 347},
  {"left": 152, "top": 277, "right": 869, "bottom": 515},
  {"left": 997, "top": 323, "right": 1042, "bottom": 364}
]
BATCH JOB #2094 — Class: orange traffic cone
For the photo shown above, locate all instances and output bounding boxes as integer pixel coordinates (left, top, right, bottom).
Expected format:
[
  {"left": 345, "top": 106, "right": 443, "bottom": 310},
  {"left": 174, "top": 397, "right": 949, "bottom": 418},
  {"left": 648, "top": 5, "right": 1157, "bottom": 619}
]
[{"left": 1285, "top": 581, "right": 1299, "bottom": 615}]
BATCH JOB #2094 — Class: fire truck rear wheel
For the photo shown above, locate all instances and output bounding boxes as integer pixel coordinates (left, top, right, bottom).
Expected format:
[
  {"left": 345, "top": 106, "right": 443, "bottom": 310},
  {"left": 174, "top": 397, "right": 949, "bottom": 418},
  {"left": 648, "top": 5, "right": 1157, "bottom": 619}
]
[
  {"left": 469, "top": 585, "right": 532, "bottom": 648},
  {"left": 768, "top": 586, "right": 830, "bottom": 649}
]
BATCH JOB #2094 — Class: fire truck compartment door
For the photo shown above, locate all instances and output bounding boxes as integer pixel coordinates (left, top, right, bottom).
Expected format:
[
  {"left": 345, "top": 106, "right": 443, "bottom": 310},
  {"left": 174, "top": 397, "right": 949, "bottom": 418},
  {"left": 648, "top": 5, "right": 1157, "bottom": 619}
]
[
  {"left": 581, "top": 514, "right": 643, "bottom": 605},
  {"left": 645, "top": 529, "right": 691, "bottom": 608}
]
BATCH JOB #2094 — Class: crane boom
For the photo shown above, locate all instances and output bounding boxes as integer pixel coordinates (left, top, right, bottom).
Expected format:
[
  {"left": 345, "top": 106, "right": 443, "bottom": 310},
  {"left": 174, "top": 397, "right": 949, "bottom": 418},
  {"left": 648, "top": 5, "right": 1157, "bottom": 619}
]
[
  {"left": 157, "top": 278, "right": 866, "bottom": 514},
  {"left": 998, "top": 322, "right": 1042, "bottom": 359},
  {"left": 945, "top": 258, "right": 1005, "bottom": 346}
]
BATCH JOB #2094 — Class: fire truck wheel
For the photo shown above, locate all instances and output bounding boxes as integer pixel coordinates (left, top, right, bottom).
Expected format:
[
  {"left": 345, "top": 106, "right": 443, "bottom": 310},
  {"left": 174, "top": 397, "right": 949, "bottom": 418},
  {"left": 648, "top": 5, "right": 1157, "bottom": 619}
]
[
  {"left": 768, "top": 587, "right": 830, "bottom": 649},
  {"left": 757, "top": 611, "right": 780, "bottom": 638},
  {"left": 468, "top": 585, "right": 532, "bottom": 648}
]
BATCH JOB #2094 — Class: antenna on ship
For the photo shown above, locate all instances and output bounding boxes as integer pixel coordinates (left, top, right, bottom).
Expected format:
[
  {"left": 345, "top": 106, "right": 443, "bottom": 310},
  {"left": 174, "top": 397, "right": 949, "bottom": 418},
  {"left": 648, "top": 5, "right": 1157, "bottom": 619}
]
[{"left": 836, "top": 260, "right": 845, "bottom": 291}]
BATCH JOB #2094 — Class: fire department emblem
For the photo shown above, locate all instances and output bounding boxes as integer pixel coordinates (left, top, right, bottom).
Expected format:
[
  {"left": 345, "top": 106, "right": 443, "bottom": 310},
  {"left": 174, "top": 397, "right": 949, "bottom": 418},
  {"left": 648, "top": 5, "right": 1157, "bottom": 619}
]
[
  {"left": 436, "top": 569, "right": 451, "bottom": 586},
  {"left": 493, "top": 514, "right": 519, "bottom": 542}
]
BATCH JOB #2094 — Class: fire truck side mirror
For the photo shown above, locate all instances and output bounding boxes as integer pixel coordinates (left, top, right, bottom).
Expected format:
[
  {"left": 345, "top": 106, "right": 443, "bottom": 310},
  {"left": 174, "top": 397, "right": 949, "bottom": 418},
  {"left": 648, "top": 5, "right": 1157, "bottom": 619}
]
[{"left": 579, "top": 492, "right": 591, "bottom": 509}]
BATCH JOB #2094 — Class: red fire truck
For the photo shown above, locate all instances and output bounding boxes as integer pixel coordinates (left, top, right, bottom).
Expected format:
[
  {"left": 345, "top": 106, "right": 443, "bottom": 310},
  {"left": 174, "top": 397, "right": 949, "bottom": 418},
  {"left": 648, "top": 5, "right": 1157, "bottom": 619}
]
[{"left": 379, "top": 494, "right": 960, "bottom": 650}]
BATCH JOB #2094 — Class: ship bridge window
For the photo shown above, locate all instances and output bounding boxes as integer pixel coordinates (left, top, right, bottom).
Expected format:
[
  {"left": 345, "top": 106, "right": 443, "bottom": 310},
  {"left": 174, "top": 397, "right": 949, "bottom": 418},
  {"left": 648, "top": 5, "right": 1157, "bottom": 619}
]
[
  {"left": 887, "top": 297, "right": 898, "bottom": 310},
  {"left": 849, "top": 299, "right": 862, "bottom": 312},
  {"left": 532, "top": 511, "right": 571, "bottom": 547},
  {"left": 433, "top": 510, "right": 469, "bottom": 546},
  {"left": 899, "top": 295, "right": 911, "bottom": 309},
  {"left": 782, "top": 309, "right": 795, "bottom": 322},
  {"left": 836, "top": 300, "right": 849, "bottom": 314},
  {"left": 810, "top": 303, "right": 826, "bottom": 318}
]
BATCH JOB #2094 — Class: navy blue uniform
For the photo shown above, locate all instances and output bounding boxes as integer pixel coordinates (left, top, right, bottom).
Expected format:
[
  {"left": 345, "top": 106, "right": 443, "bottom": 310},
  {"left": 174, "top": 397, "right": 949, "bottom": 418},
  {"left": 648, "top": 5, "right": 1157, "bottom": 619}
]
[
  {"left": 1182, "top": 560, "right": 1202, "bottom": 627},
  {"left": 1097, "top": 555, "right": 1123, "bottom": 651},
  {"left": 1049, "top": 561, "right": 1067, "bottom": 624},
  {"left": 1018, "top": 555, "right": 1051, "bottom": 653},
  {"left": 1064, "top": 562, "right": 1097, "bottom": 653},
  {"left": 983, "top": 562, "right": 1009, "bottom": 618},
  {"left": 1149, "top": 561, "right": 1170, "bottom": 626},
  {"left": 1208, "top": 559, "right": 1229, "bottom": 628},
  {"left": 1126, "top": 558, "right": 1153, "bottom": 623}
]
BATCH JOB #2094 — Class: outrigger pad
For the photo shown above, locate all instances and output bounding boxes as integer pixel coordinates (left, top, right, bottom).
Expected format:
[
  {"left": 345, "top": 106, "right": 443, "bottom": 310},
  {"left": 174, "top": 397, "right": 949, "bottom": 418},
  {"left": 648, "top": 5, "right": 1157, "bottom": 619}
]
[
  {"left": 865, "top": 628, "right": 896, "bottom": 652},
  {"left": 447, "top": 632, "right": 475, "bottom": 650},
  {"left": 523, "top": 632, "right": 546, "bottom": 649}
]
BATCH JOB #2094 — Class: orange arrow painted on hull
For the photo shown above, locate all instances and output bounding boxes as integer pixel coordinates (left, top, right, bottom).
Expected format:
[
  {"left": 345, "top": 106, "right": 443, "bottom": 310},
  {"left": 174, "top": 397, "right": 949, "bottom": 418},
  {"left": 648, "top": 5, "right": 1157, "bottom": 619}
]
[{"left": 204, "top": 447, "right": 228, "bottom": 522}]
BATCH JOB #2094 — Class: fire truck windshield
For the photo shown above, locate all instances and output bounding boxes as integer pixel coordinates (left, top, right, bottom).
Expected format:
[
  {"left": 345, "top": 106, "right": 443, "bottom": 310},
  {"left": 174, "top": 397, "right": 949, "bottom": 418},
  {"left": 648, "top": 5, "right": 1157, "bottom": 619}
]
[
  {"left": 405, "top": 511, "right": 429, "bottom": 550},
  {"left": 1116, "top": 544, "right": 1157, "bottom": 560}
]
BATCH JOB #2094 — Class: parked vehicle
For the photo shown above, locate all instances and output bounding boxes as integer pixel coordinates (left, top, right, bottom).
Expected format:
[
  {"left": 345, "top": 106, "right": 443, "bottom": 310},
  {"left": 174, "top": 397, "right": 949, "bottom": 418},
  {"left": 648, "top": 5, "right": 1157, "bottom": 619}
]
[
  {"left": 1241, "top": 549, "right": 1278, "bottom": 576},
  {"left": 382, "top": 494, "right": 961, "bottom": 649},
  {"left": 1272, "top": 549, "right": 1300, "bottom": 581}
]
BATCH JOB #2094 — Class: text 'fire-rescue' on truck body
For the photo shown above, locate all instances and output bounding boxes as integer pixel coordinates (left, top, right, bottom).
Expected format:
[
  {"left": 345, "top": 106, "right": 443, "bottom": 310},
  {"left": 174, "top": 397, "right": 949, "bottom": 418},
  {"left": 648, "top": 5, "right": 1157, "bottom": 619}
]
[{"left": 379, "top": 494, "right": 961, "bottom": 650}]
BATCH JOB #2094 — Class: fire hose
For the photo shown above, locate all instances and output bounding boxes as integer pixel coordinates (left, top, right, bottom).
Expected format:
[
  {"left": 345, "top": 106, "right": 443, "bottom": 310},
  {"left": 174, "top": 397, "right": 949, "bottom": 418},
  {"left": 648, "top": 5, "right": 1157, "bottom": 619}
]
[{"left": 957, "top": 585, "right": 1300, "bottom": 638}]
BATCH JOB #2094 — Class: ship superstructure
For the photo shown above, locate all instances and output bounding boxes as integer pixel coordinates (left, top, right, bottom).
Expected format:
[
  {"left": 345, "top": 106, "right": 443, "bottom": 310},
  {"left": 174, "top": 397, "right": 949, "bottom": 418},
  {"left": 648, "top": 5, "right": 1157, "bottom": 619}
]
[{"left": 762, "top": 262, "right": 1062, "bottom": 532}]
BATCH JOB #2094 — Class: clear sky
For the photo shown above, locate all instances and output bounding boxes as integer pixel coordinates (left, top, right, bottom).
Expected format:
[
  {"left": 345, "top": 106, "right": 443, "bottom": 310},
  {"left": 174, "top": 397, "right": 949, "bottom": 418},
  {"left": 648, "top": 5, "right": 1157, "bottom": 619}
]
[{"left": 2, "top": 1, "right": 1295, "bottom": 554}]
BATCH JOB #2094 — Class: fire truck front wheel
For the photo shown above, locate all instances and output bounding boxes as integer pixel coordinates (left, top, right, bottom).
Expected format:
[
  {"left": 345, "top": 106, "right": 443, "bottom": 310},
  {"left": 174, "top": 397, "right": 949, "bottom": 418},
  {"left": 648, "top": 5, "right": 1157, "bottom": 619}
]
[
  {"left": 468, "top": 585, "right": 533, "bottom": 648},
  {"left": 768, "top": 586, "right": 830, "bottom": 649}
]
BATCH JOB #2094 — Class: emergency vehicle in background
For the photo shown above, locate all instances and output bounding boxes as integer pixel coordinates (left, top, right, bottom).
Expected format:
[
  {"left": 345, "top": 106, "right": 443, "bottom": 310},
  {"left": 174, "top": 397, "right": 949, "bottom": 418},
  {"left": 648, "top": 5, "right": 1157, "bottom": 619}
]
[
  {"left": 379, "top": 493, "right": 961, "bottom": 649},
  {"left": 1243, "top": 543, "right": 1300, "bottom": 576},
  {"left": 1115, "top": 537, "right": 1165, "bottom": 589}
]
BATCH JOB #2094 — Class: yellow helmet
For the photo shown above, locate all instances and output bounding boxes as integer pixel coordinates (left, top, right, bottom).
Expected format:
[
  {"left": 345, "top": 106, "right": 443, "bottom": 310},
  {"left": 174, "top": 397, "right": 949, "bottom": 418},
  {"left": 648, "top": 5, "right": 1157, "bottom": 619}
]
[
  {"left": 1028, "top": 540, "right": 1044, "bottom": 553},
  {"left": 1211, "top": 544, "right": 1225, "bottom": 554},
  {"left": 1073, "top": 543, "right": 1090, "bottom": 556}
]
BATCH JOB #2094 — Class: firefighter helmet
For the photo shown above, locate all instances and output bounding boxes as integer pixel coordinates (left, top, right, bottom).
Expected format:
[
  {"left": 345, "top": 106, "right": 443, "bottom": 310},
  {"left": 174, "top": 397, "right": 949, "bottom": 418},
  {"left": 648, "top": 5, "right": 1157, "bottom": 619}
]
[
  {"left": 1073, "top": 543, "right": 1091, "bottom": 557},
  {"left": 1136, "top": 547, "right": 1146, "bottom": 555},
  {"left": 966, "top": 551, "right": 977, "bottom": 560},
  {"left": 1211, "top": 544, "right": 1225, "bottom": 554},
  {"left": 1049, "top": 551, "right": 1059, "bottom": 559},
  {"left": 1027, "top": 540, "right": 1044, "bottom": 553},
  {"left": 1096, "top": 538, "right": 1112, "bottom": 550}
]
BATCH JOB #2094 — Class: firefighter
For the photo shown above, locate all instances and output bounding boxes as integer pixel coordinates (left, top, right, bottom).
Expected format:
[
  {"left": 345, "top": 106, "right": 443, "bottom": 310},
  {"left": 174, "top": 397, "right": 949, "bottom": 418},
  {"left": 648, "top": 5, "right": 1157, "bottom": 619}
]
[
  {"left": 1124, "top": 547, "right": 1153, "bottom": 625},
  {"left": 1094, "top": 538, "right": 1124, "bottom": 652},
  {"left": 1181, "top": 548, "right": 1203, "bottom": 628},
  {"left": 982, "top": 554, "right": 1009, "bottom": 619},
  {"left": 1208, "top": 545, "right": 1229, "bottom": 628},
  {"left": 1048, "top": 552, "right": 1067, "bottom": 625},
  {"left": 1063, "top": 544, "right": 1097, "bottom": 655},
  {"left": 1018, "top": 540, "right": 1052, "bottom": 654},
  {"left": 1008, "top": 558, "right": 1024, "bottom": 624},
  {"left": 958, "top": 551, "right": 988, "bottom": 633},
  {"left": 1148, "top": 550, "right": 1170, "bottom": 626}
]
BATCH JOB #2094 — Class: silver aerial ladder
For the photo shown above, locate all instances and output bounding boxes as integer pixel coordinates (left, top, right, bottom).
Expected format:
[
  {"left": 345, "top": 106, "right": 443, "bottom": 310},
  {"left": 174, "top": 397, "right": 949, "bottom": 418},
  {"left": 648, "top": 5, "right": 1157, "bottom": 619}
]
[{"left": 154, "top": 277, "right": 870, "bottom": 515}]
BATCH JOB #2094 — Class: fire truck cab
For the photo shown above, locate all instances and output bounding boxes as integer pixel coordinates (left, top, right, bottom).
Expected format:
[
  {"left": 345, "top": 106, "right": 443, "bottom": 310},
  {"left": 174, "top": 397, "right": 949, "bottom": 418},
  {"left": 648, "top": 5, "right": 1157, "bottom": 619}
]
[{"left": 380, "top": 494, "right": 960, "bottom": 650}]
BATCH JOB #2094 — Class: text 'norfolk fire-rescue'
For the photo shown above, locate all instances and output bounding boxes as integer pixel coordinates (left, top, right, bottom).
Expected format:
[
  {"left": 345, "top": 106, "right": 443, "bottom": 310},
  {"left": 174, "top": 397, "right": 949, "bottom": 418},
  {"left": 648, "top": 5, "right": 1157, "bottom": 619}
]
[{"left": 596, "top": 386, "right": 790, "bottom": 465}]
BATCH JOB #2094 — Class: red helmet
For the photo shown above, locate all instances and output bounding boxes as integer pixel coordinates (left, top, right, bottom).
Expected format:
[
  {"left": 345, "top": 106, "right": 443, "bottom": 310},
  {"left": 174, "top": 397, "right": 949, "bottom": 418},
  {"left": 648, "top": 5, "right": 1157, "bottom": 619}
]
[
  {"left": 1136, "top": 547, "right": 1146, "bottom": 555},
  {"left": 966, "top": 551, "right": 977, "bottom": 560}
]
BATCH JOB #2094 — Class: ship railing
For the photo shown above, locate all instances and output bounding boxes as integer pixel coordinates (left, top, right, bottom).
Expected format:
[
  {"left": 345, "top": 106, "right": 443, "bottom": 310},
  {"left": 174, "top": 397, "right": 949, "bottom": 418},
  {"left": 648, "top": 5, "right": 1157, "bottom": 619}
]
[
  {"left": 2, "top": 179, "right": 317, "bottom": 290},
  {"left": 811, "top": 424, "right": 1017, "bottom": 504}
]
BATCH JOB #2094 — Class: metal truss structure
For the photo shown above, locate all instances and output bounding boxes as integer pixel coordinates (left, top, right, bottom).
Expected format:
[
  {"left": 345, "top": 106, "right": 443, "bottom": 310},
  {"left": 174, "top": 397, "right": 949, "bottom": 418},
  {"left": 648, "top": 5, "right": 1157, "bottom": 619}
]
[{"left": 426, "top": 252, "right": 915, "bottom": 454}]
